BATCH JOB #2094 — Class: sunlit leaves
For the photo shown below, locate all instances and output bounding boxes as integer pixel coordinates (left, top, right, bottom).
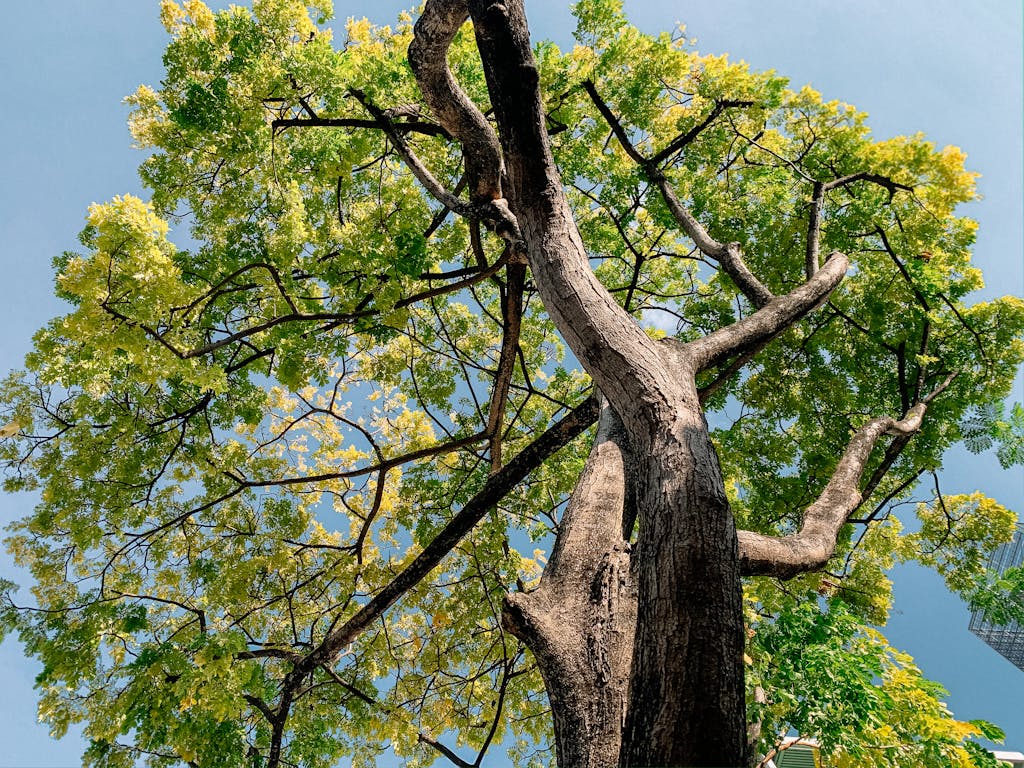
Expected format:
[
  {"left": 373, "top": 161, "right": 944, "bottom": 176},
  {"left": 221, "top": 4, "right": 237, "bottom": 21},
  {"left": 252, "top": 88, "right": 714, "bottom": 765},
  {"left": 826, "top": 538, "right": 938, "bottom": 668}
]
[
  {"left": 901, "top": 493, "right": 1016, "bottom": 594},
  {"left": 752, "top": 602, "right": 1000, "bottom": 768},
  {"left": 0, "top": 0, "right": 1021, "bottom": 766}
]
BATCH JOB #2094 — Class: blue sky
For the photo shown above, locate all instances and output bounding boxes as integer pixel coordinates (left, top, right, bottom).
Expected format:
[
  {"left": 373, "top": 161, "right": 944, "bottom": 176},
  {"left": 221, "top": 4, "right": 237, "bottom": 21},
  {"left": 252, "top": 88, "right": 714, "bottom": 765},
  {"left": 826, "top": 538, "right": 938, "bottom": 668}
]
[{"left": 0, "top": 1, "right": 1020, "bottom": 766}]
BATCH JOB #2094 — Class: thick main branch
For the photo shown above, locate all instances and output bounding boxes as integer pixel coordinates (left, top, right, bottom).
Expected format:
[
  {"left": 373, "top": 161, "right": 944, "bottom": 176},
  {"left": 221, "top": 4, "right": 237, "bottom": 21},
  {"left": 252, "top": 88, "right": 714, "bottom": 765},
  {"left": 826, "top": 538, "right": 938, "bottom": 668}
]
[
  {"left": 503, "top": 398, "right": 635, "bottom": 768},
  {"left": 463, "top": 0, "right": 676, "bottom": 434},
  {"left": 681, "top": 251, "right": 850, "bottom": 372}
]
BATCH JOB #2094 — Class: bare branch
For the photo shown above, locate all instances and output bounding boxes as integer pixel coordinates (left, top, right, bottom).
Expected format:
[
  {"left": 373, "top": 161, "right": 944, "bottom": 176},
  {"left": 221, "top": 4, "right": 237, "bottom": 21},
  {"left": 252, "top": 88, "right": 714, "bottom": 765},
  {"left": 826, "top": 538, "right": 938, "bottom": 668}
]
[
  {"left": 466, "top": 2, "right": 668, "bottom": 419},
  {"left": 290, "top": 396, "right": 600, "bottom": 677},
  {"left": 738, "top": 403, "right": 929, "bottom": 578},
  {"left": 648, "top": 99, "right": 754, "bottom": 166},
  {"left": 424, "top": 173, "right": 469, "bottom": 237},
  {"left": 823, "top": 171, "right": 913, "bottom": 197},
  {"left": 243, "top": 694, "right": 277, "bottom": 725},
  {"left": 350, "top": 88, "right": 473, "bottom": 215},
  {"left": 809, "top": 173, "right": 911, "bottom": 278},
  {"left": 236, "top": 431, "right": 487, "bottom": 488},
  {"left": 419, "top": 733, "right": 475, "bottom": 768},
  {"left": 581, "top": 80, "right": 647, "bottom": 167},
  {"left": 805, "top": 180, "right": 824, "bottom": 278},
  {"left": 271, "top": 116, "right": 450, "bottom": 138},
  {"left": 679, "top": 252, "right": 849, "bottom": 372},
  {"left": 581, "top": 80, "right": 772, "bottom": 307},
  {"left": 487, "top": 257, "right": 526, "bottom": 472},
  {"left": 534, "top": 396, "right": 630, "bottom": 587},
  {"left": 657, "top": 185, "right": 775, "bottom": 308}
]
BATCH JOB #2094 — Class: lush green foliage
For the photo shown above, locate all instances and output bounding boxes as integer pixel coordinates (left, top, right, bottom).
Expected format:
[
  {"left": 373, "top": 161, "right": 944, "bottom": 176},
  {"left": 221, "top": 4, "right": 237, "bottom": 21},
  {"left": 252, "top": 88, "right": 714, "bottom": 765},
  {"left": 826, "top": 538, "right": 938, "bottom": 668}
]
[{"left": 1, "top": 1, "right": 1022, "bottom": 766}]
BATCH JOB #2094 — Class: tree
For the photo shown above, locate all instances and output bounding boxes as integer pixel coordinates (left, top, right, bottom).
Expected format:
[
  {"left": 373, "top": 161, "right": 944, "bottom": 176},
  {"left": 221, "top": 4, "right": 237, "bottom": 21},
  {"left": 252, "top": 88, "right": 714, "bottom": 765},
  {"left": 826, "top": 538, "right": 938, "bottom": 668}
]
[{"left": 1, "top": 0, "right": 1022, "bottom": 765}]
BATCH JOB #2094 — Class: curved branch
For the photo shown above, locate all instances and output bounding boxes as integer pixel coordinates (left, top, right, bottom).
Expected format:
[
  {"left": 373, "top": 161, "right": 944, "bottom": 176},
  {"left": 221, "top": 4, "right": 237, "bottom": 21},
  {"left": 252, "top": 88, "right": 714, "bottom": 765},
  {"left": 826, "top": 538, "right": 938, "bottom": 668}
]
[
  {"left": 807, "top": 173, "right": 912, "bottom": 278},
  {"left": 408, "top": 0, "right": 503, "bottom": 202},
  {"left": 823, "top": 171, "right": 913, "bottom": 197},
  {"left": 243, "top": 694, "right": 277, "bottom": 724},
  {"left": 738, "top": 403, "right": 928, "bottom": 578}
]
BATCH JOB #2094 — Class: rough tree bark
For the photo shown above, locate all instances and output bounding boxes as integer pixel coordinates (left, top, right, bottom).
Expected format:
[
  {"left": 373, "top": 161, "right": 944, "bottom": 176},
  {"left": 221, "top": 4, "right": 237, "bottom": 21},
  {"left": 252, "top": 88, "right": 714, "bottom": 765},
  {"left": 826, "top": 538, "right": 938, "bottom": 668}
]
[
  {"left": 404, "top": 2, "right": 941, "bottom": 765},
  {"left": 503, "top": 399, "right": 636, "bottom": 768},
  {"left": 462, "top": 3, "right": 748, "bottom": 762}
]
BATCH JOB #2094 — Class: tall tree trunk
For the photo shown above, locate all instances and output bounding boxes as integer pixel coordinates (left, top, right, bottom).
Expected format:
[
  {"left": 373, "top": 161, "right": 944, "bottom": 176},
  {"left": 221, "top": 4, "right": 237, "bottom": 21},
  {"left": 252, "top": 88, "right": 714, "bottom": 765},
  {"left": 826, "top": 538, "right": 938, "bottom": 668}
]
[
  {"left": 413, "top": 2, "right": 751, "bottom": 763},
  {"left": 621, "top": 391, "right": 747, "bottom": 768},
  {"left": 505, "top": 393, "right": 747, "bottom": 768},
  {"left": 409, "top": 3, "right": 917, "bottom": 762},
  {"left": 466, "top": 1, "right": 749, "bottom": 763}
]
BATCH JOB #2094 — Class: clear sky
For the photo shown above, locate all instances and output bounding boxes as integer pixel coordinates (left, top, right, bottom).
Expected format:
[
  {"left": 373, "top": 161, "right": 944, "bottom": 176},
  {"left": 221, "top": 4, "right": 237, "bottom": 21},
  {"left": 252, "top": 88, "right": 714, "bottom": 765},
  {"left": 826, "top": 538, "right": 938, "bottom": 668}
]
[{"left": 0, "top": 1, "right": 1020, "bottom": 766}]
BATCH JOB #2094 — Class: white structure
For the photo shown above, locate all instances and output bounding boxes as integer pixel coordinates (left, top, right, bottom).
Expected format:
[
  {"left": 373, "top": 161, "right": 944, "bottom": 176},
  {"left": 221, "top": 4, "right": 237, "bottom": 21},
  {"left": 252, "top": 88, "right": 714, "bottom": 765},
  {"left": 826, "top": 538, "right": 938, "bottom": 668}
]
[
  {"left": 763, "top": 737, "right": 1023, "bottom": 768},
  {"left": 993, "top": 750, "right": 1024, "bottom": 768},
  {"left": 764, "top": 737, "right": 818, "bottom": 768}
]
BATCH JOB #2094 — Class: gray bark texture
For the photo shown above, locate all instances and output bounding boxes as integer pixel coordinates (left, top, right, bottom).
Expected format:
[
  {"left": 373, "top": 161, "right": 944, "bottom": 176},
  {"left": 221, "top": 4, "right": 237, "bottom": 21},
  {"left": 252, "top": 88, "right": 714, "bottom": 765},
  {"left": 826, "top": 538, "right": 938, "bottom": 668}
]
[
  {"left": 503, "top": 400, "right": 636, "bottom": 768},
  {"left": 404, "top": 2, "right": 937, "bottom": 765}
]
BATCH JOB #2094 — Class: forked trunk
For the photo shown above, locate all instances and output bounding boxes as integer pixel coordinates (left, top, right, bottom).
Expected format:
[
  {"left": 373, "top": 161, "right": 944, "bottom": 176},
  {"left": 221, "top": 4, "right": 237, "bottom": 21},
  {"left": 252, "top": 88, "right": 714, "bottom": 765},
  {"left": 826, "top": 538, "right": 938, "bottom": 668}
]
[
  {"left": 409, "top": 1, "right": 909, "bottom": 762},
  {"left": 503, "top": 399, "right": 748, "bottom": 767},
  {"left": 415, "top": 2, "right": 750, "bottom": 763}
]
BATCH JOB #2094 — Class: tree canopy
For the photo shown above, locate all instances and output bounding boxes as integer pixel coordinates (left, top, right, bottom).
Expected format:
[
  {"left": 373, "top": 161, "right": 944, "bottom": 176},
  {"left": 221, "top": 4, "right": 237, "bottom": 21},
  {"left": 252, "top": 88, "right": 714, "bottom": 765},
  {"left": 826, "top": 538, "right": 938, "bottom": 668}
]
[{"left": 1, "top": 0, "right": 1023, "bottom": 766}]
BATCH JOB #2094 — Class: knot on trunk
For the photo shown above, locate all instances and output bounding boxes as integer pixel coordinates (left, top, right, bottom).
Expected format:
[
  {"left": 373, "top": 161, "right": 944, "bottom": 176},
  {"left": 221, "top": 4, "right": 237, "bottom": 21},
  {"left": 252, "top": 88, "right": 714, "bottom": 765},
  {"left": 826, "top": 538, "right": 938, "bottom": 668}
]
[{"left": 500, "top": 590, "right": 549, "bottom": 643}]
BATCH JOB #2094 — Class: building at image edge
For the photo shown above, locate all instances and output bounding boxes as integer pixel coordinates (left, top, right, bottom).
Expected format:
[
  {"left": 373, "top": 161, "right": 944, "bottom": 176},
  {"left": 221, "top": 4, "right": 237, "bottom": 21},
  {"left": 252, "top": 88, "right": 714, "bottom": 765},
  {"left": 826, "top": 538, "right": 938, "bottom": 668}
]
[
  {"left": 969, "top": 526, "right": 1024, "bottom": 671},
  {"left": 766, "top": 738, "right": 1024, "bottom": 768}
]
